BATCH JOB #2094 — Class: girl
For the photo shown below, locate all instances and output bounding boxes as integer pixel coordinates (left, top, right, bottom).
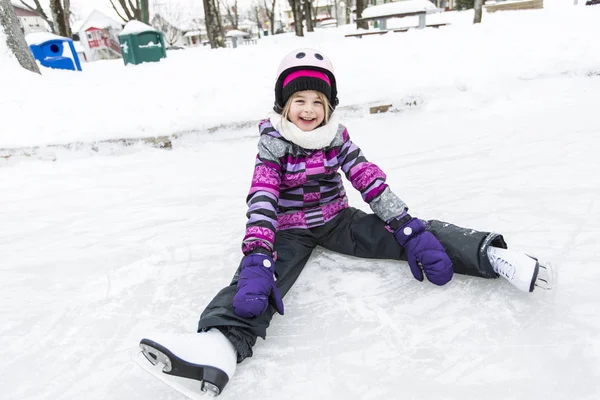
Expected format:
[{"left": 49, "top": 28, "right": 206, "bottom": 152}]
[{"left": 138, "top": 48, "right": 552, "bottom": 396}]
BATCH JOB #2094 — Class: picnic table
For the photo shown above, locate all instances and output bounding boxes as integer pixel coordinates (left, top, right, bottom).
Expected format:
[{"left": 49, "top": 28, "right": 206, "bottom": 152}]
[
  {"left": 357, "top": 10, "right": 428, "bottom": 31},
  {"left": 345, "top": 0, "right": 448, "bottom": 38}
]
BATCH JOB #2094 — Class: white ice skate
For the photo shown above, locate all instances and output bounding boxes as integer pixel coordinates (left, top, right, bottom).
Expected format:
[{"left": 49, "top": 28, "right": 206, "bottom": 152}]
[
  {"left": 487, "top": 247, "right": 553, "bottom": 292},
  {"left": 137, "top": 329, "right": 237, "bottom": 397}
]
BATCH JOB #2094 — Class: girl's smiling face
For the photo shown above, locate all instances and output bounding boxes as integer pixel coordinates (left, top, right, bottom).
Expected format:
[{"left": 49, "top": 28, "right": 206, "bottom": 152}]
[{"left": 287, "top": 90, "right": 326, "bottom": 132}]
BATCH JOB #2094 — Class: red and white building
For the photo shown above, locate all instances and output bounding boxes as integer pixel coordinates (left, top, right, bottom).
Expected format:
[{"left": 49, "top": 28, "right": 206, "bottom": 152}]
[{"left": 75, "top": 10, "right": 123, "bottom": 61}]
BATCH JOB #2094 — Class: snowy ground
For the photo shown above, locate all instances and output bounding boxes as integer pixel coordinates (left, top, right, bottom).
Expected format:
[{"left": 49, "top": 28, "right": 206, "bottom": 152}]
[{"left": 2, "top": 3, "right": 600, "bottom": 400}]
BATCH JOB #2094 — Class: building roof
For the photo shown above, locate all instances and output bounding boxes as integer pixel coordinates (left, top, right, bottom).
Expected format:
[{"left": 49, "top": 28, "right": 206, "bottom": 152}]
[
  {"left": 225, "top": 29, "right": 249, "bottom": 37},
  {"left": 79, "top": 9, "right": 123, "bottom": 32},
  {"left": 12, "top": 2, "right": 42, "bottom": 18}
]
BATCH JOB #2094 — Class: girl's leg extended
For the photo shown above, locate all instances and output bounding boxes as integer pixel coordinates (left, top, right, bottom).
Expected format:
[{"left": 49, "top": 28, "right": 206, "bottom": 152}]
[
  {"left": 316, "top": 207, "right": 506, "bottom": 279},
  {"left": 197, "top": 228, "right": 317, "bottom": 362}
]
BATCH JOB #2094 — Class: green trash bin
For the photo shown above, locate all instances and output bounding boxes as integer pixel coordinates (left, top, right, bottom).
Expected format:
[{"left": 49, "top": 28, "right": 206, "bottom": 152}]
[{"left": 118, "top": 21, "right": 166, "bottom": 65}]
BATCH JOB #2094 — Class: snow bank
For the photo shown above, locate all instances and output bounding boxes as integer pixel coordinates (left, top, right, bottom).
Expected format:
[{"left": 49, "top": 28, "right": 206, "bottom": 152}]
[{"left": 1, "top": 6, "right": 600, "bottom": 149}]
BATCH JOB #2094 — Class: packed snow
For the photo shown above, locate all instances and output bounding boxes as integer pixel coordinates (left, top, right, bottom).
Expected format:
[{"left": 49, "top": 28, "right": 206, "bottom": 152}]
[
  {"left": 1, "top": 3, "right": 600, "bottom": 400},
  {"left": 24, "top": 31, "right": 69, "bottom": 46},
  {"left": 120, "top": 20, "right": 160, "bottom": 36}
]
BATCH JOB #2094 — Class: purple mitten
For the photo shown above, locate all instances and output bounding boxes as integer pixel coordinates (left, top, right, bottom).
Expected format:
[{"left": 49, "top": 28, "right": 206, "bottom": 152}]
[
  {"left": 392, "top": 215, "right": 453, "bottom": 286},
  {"left": 233, "top": 253, "right": 284, "bottom": 318}
]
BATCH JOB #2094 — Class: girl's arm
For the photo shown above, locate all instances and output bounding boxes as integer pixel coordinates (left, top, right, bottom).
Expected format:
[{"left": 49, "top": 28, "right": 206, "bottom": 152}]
[
  {"left": 338, "top": 127, "right": 407, "bottom": 222},
  {"left": 242, "top": 136, "right": 282, "bottom": 256}
]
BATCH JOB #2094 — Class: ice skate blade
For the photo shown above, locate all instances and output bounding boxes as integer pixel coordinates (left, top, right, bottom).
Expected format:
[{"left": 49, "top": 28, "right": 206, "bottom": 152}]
[
  {"left": 534, "top": 262, "right": 554, "bottom": 291},
  {"left": 139, "top": 338, "right": 229, "bottom": 396},
  {"left": 141, "top": 344, "right": 173, "bottom": 372},
  {"left": 131, "top": 349, "right": 207, "bottom": 400},
  {"left": 202, "top": 381, "right": 219, "bottom": 397}
]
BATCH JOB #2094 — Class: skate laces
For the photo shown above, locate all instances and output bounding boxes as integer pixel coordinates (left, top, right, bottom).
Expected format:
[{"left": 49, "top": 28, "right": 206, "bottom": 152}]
[{"left": 490, "top": 253, "right": 516, "bottom": 280}]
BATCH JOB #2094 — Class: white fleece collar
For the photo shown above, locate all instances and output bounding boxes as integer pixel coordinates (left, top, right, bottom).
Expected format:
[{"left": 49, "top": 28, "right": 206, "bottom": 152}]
[{"left": 269, "top": 113, "right": 340, "bottom": 150}]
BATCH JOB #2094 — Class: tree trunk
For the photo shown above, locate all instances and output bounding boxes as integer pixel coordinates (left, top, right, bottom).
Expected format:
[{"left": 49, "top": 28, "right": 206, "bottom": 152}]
[
  {"left": 140, "top": 0, "right": 149, "bottom": 24},
  {"left": 268, "top": 0, "right": 276, "bottom": 34},
  {"left": 203, "top": 0, "right": 225, "bottom": 48},
  {"left": 305, "top": 0, "right": 314, "bottom": 32},
  {"left": 0, "top": 0, "right": 41, "bottom": 74},
  {"left": 224, "top": 0, "right": 239, "bottom": 29},
  {"left": 290, "top": 0, "right": 303, "bottom": 36},
  {"left": 63, "top": 0, "right": 72, "bottom": 36},
  {"left": 474, "top": 0, "right": 483, "bottom": 23},
  {"left": 253, "top": 5, "right": 262, "bottom": 38},
  {"left": 49, "top": 0, "right": 68, "bottom": 37},
  {"left": 355, "top": 0, "right": 368, "bottom": 30},
  {"left": 345, "top": 0, "right": 352, "bottom": 24}
]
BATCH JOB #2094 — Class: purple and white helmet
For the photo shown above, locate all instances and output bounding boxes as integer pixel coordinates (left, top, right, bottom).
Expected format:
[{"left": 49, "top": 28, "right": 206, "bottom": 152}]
[{"left": 273, "top": 48, "right": 339, "bottom": 113}]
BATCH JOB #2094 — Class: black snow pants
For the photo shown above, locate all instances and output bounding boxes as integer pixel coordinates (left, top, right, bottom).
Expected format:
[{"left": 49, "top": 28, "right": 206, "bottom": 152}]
[{"left": 197, "top": 207, "right": 506, "bottom": 362}]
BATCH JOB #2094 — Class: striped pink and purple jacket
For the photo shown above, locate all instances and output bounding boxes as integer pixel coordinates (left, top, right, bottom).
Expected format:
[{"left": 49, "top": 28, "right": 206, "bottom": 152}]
[{"left": 242, "top": 118, "right": 407, "bottom": 256}]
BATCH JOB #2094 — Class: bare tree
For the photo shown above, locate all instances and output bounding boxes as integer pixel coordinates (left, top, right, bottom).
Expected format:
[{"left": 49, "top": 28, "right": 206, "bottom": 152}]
[
  {"left": 151, "top": 2, "right": 188, "bottom": 46},
  {"left": 0, "top": 0, "right": 40, "bottom": 74},
  {"left": 49, "top": 0, "right": 70, "bottom": 37},
  {"left": 249, "top": 1, "right": 263, "bottom": 37},
  {"left": 355, "top": 0, "right": 367, "bottom": 29},
  {"left": 151, "top": 14, "right": 182, "bottom": 46},
  {"left": 203, "top": 0, "right": 225, "bottom": 48},
  {"left": 109, "top": 0, "right": 150, "bottom": 23},
  {"left": 263, "top": 0, "right": 275, "bottom": 35},
  {"left": 345, "top": 0, "right": 353, "bottom": 24},
  {"left": 288, "top": 0, "right": 303, "bottom": 36},
  {"left": 473, "top": 0, "right": 483, "bottom": 23},
  {"left": 223, "top": 0, "right": 239, "bottom": 29},
  {"left": 191, "top": 17, "right": 206, "bottom": 43},
  {"left": 304, "top": 0, "right": 314, "bottom": 32}
]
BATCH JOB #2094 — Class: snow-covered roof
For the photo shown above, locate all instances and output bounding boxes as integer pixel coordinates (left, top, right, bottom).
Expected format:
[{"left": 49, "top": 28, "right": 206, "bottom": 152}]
[
  {"left": 362, "top": 0, "right": 438, "bottom": 19},
  {"left": 183, "top": 30, "right": 203, "bottom": 37},
  {"left": 119, "top": 20, "right": 159, "bottom": 36},
  {"left": 225, "top": 29, "right": 249, "bottom": 37},
  {"left": 80, "top": 10, "right": 123, "bottom": 32},
  {"left": 25, "top": 32, "right": 69, "bottom": 46}
]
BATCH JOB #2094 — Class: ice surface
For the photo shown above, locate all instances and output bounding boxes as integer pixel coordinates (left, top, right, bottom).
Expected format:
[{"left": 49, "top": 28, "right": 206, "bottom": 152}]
[{"left": 1, "top": 4, "right": 600, "bottom": 400}]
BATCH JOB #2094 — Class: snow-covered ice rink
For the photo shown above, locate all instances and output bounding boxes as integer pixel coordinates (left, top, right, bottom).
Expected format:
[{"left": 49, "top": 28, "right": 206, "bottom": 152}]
[{"left": 1, "top": 2, "right": 600, "bottom": 399}]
